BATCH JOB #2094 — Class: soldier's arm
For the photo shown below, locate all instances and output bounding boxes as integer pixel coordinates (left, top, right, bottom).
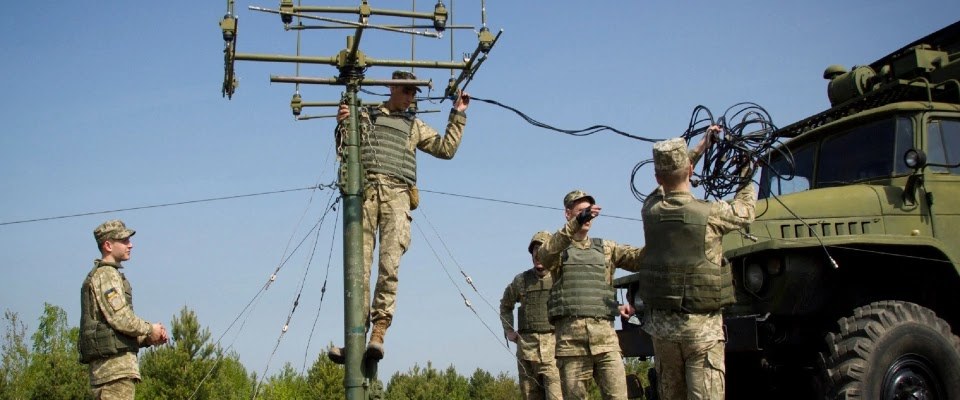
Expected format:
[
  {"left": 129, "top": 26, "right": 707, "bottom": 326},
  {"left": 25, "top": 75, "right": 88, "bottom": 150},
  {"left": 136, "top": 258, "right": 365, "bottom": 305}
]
[
  {"left": 499, "top": 276, "right": 521, "bottom": 334},
  {"left": 713, "top": 182, "right": 757, "bottom": 233},
  {"left": 537, "top": 217, "right": 582, "bottom": 272},
  {"left": 607, "top": 240, "right": 646, "bottom": 273},
  {"left": 91, "top": 269, "right": 152, "bottom": 338},
  {"left": 415, "top": 110, "right": 466, "bottom": 159},
  {"left": 689, "top": 124, "right": 718, "bottom": 165}
]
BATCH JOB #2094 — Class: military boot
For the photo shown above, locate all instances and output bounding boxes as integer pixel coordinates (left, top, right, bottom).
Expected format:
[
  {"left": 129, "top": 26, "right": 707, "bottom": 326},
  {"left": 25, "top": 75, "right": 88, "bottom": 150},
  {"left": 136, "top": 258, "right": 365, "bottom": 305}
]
[
  {"left": 365, "top": 319, "right": 389, "bottom": 360},
  {"left": 327, "top": 346, "right": 345, "bottom": 365}
]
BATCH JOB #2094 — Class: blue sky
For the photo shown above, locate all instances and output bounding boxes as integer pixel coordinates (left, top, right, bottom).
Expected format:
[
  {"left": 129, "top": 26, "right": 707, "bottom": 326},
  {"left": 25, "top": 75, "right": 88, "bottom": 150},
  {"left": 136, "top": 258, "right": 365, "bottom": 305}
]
[{"left": 2, "top": 0, "right": 958, "bottom": 383}]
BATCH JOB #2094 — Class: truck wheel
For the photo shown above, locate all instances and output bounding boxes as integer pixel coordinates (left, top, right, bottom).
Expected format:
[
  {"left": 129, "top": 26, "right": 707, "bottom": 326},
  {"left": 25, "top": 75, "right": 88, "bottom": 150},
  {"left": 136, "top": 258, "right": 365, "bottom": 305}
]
[{"left": 821, "top": 301, "right": 960, "bottom": 399}]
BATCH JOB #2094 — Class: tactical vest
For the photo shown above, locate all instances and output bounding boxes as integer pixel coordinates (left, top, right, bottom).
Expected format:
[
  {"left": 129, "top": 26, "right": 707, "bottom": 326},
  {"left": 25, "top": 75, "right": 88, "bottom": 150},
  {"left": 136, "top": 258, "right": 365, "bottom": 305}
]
[
  {"left": 517, "top": 269, "right": 554, "bottom": 333},
  {"left": 360, "top": 108, "right": 417, "bottom": 185},
  {"left": 547, "top": 238, "right": 618, "bottom": 321},
  {"left": 637, "top": 198, "right": 735, "bottom": 313},
  {"left": 78, "top": 261, "right": 139, "bottom": 364}
]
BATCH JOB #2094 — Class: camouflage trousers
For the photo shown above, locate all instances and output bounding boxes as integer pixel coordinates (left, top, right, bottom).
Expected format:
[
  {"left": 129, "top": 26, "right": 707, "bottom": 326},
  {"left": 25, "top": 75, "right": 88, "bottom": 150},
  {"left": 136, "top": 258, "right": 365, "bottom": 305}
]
[
  {"left": 362, "top": 184, "right": 412, "bottom": 327},
  {"left": 518, "top": 357, "right": 562, "bottom": 400},
  {"left": 557, "top": 351, "right": 628, "bottom": 400},
  {"left": 91, "top": 378, "right": 135, "bottom": 400},
  {"left": 651, "top": 337, "right": 725, "bottom": 400}
]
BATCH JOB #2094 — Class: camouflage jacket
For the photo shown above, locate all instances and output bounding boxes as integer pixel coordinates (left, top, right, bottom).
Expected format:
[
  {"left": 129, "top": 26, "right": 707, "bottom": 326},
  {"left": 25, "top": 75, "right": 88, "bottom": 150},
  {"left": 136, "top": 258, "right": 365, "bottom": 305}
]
[
  {"left": 500, "top": 269, "right": 555, "bottom": 361},
  {"left": 337, "top": 103, "right": 467, "bottom": 187},
  {"left": 84, "top": 260, "right": 152, "bottom": 385},
  {"left": 537, "top": 220, "right": 645, "bottom": 356},
  {"left": 641, "top": 181, "right": 756, "bottom": 342}
]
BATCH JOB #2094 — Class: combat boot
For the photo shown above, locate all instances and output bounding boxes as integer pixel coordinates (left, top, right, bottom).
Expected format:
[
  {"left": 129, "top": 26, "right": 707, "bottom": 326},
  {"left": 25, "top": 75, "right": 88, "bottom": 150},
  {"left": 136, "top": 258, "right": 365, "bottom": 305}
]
[
  {"left": 327, "top": 346, "right": 345, "bottom": 365},
  {"left": 366, "top": 319, "right": 389, "bottom": 360}
]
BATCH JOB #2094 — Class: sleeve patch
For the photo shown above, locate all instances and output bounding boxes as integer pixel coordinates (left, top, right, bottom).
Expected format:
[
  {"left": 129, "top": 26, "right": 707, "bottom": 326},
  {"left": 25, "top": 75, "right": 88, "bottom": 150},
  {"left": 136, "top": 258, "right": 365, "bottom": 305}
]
[{"left": 104, "top": 288, "right": 125, "bottom": 311}]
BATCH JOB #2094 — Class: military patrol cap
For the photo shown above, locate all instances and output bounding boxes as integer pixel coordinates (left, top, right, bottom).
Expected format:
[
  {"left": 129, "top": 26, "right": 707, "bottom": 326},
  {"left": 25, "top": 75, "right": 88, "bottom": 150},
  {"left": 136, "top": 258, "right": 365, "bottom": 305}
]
[
  {"left": 563, "top": 190, "right": 595, "bottom": 209},
  {"left": 528, "top": 230, "right": 552, "bottom": 254},
  {"left": 392, "top": 70, "right": 422, "bottom": 92},
  {"left": 653, "top": 138, "right": 691, "bottom": 172},
  {"left": 94, "top": 219, "right": 136, "bottom": 245}
]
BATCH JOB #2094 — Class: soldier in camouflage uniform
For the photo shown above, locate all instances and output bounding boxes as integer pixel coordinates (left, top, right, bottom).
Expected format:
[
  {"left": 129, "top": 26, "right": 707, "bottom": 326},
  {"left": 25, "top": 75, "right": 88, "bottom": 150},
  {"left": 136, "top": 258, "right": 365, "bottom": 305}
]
[
  {"left": 500, "top": 230, "right": 563, "bottom": 400},
  {"left": 329, "top": 70, "right": 471, "bottom": 362},
  {"left": 79, "top": 220, "right": 168, "bottom": 400},
  {"left": 634, "top": 128, "right": 756, "bottom": 400},
  {"left": 538, "top": 190, "right": 645, "bottom": 400}
]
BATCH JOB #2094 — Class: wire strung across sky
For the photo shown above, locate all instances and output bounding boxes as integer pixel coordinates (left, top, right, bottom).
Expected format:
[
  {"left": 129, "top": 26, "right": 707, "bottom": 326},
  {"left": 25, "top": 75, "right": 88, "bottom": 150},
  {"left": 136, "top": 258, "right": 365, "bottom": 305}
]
[
  {"left": 0, "top": 185, "right": 644, "bottom": 227},
  {"left": 0, "top": 184, "right": 337, "bottom": 226}
]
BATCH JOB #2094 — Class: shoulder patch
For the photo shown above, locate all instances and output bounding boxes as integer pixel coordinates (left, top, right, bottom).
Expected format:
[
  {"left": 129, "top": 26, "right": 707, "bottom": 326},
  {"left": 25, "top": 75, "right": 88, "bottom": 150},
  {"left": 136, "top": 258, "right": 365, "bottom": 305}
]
[{"left": 104, "top": 288, "right": 126, "bottom": 311}]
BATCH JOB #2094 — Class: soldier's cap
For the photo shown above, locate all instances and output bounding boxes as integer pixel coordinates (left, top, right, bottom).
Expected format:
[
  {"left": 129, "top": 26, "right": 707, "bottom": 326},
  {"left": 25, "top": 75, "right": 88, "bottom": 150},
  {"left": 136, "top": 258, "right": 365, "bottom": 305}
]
[
  {"left": 563, "top": 190, "right": 595, "bottom": 209},
  {"left": 652, "top": 137, "right": 691, "bottom": 172},
  {"left": 391, "top": 70, "right": 422, "bottom": 93},
  {"left": 94, "top": 219, "right": 136, "bottom": 244},
  {"left": 528, "top": 230, "right": 552, "bottom": 254}
]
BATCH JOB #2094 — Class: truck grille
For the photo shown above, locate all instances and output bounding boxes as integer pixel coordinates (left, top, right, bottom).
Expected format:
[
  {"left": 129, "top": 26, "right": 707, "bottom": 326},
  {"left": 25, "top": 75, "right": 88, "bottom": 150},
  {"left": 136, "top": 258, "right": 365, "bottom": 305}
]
[{"left": 779, "top": 220, "right": 873, "bottom": 238}]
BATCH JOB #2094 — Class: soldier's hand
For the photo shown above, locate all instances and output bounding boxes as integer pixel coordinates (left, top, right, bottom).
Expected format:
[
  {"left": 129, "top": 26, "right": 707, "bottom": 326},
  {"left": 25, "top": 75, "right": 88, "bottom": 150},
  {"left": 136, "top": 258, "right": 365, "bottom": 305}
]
[
  {"left": 336, "top": 104, "right": 350, "bottom": 123},
  {"left": 506, "top": 331, "right": 519, "bottom": 343},
  {"left": 453, "top": 90, "right": 470, "bottom": 112},
  {"left": 693, "top": 125, "right": 720, "bottom": 155},
  {"left": 576, "top": 205, "right": 601, "bottom": 225},
  {"left": 148, "top": 323, "right": 165, "bottom": 345},
  {"left": 158, "top": 323, "right": 169, "bottom": 344},
  {"left": 618, "top": 303, "right": 636, "bottom": 319}
]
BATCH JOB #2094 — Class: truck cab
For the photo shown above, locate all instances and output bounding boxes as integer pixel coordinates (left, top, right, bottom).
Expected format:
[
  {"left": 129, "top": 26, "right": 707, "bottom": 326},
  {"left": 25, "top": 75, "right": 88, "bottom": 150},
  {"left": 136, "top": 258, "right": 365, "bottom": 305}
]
[{"left": 616, "top": 21, "right": 960, "bottom": 399}]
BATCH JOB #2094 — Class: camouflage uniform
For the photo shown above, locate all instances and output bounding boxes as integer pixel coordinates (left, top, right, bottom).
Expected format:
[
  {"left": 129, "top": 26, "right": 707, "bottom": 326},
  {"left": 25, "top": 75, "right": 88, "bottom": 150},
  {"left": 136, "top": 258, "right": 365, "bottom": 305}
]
[
  {"left": 639, "top": 138, "right": 757, "bottom": 400},
  {"left": 337, "top": 102, "right": 466, "bottom": 329},
  {"left": 81, "top": 220, "right": 153, "bottom": 400},
  {"left": 538, "top": 202, "right": 645, "bottom": 400},
  {"left": 500, "top": 269, "right": 562, "bottom": 400}
]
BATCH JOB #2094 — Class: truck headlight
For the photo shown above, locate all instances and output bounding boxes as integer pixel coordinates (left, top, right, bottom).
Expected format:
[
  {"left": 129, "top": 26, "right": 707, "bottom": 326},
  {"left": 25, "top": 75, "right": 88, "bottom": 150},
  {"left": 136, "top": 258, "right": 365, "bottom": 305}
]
[{"left": 744, "top": 263, "right": 765, "bottom": 293}]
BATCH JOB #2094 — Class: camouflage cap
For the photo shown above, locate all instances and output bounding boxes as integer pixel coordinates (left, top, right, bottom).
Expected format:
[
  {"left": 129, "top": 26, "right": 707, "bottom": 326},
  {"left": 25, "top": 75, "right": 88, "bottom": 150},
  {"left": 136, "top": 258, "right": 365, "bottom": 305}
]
[
  {"left": 563, "top": 189, "right": 595, "bottom": 209},
  {"left": 94, "top": 219, "right": 136, "bottom": 244},
  {"left": 392, "top": 70, "right": 422, "bottom": 92},
  {"left": 653, "top": 138, "right": 690, "bottom": 172},
  {"left": 527, "top": 230, "right": 552, "bottom": 254}
]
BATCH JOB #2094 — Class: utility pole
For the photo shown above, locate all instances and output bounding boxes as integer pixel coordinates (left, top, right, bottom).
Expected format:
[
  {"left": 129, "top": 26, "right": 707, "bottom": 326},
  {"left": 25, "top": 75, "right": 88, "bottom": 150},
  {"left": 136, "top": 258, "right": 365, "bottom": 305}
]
[{"left": 219, "top": 2, "right": 499, "bottom": 398}]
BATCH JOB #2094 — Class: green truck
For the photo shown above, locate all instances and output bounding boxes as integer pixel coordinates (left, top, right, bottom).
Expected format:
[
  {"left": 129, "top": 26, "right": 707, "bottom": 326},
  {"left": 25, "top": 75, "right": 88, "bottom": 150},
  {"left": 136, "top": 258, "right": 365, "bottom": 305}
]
[{"left": 616, "top": 21, "right": 960, "bottom": 399}]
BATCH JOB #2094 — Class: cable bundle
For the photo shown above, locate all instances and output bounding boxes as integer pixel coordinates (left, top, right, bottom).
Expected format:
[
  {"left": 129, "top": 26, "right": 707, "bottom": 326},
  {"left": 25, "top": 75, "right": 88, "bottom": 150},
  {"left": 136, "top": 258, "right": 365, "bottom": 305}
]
[{"left": 632, "top": 103, "right": 785, "bottom": 202}]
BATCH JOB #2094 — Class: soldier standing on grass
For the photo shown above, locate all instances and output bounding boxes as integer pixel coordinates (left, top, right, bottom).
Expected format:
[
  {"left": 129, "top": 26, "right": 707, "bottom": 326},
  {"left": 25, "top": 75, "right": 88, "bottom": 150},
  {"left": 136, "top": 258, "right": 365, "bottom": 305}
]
[
  {"left": 79, "top": 219, "right": 168, "bottom": 400},
  {"left": 538, "top": 190, "right": 645, "bottom": 399},
  {"left": 634, "top": 128, "right": 757, "bottom": 400},
  {"left": 500, "top": 230, "right": 563, "bottom": 400}
]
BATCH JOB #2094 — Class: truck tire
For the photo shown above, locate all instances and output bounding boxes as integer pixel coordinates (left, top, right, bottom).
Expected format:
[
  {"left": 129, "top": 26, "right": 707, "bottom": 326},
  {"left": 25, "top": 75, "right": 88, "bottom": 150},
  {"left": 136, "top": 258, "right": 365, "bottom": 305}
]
[{"left": 821, "top": 301, "right": 960, "bottom": 399}]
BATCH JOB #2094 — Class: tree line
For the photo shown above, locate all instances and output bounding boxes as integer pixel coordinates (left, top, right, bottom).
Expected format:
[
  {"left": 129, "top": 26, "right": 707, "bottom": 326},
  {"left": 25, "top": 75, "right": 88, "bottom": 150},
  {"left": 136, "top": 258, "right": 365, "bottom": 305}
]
[{"left": 1, "top": 304, "right": 649, "bottom": 399}]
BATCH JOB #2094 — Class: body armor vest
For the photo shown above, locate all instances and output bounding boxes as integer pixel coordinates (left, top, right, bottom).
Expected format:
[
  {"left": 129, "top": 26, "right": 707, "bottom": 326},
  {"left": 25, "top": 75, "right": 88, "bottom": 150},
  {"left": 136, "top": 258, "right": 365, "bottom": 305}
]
[
  {"left": 637, "top": 198, "right": 735, "bottom": 313},
  {"left": 361, "top": 109, "right": 417, "bottom": 185},
  {"left": 517, "top": 269, "right": 554, "bottom": 333},
  {"left": 78, "top": 261, "right": 139, "bottom": 364},
  {"left": 547, "top": 238, "right": 618, "bottom": 321}
]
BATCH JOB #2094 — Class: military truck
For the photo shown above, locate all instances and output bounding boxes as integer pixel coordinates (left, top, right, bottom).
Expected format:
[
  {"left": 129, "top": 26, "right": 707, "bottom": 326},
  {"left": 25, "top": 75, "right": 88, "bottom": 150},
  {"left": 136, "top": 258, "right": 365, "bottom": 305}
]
[{"left": 616, "top": 21, "right": 960, "bottom": 399}]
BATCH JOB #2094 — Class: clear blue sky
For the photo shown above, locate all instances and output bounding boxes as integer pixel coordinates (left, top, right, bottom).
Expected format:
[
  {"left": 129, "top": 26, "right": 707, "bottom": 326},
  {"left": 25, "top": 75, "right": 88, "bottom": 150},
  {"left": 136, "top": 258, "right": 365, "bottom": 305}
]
[{"left": 2, "top": 0, "right": 958, "bottom": 383}]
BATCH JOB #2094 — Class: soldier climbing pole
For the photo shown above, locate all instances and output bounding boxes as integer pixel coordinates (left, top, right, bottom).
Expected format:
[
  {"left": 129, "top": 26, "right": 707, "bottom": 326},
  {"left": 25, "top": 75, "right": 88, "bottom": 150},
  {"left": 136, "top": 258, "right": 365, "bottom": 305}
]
[{"left": 218, "top": 1, "right": 500, "bottom": 398}]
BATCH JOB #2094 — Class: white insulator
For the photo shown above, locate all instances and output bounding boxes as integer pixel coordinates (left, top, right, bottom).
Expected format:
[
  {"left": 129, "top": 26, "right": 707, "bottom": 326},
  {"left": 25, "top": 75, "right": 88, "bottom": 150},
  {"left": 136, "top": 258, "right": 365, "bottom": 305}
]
[{"left": 282, "top": 325, "right": 288, "bottom": 332}]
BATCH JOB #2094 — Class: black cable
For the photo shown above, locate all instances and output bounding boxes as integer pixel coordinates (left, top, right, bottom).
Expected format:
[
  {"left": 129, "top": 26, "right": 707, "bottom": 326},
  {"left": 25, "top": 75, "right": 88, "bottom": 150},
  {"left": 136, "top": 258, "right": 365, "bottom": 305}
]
[
  {"left": 468, "top": 96, "right": 656, "bottom": 142},
  {"left": 630, "top": 103, "right": 786, "bottom": 202},
  {"left": 360, "top": 89, "right": 660, "bottom": 142}
]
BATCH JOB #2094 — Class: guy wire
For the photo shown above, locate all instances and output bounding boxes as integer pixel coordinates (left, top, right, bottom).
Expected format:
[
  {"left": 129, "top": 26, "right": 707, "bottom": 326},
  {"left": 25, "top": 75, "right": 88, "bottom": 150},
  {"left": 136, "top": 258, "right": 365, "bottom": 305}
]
[
  {"left": 301, "top": 207, "right": 340, "bottom": 373},
  {"left": 410, "top": 217, "right": 542, "bottom": 387}
]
